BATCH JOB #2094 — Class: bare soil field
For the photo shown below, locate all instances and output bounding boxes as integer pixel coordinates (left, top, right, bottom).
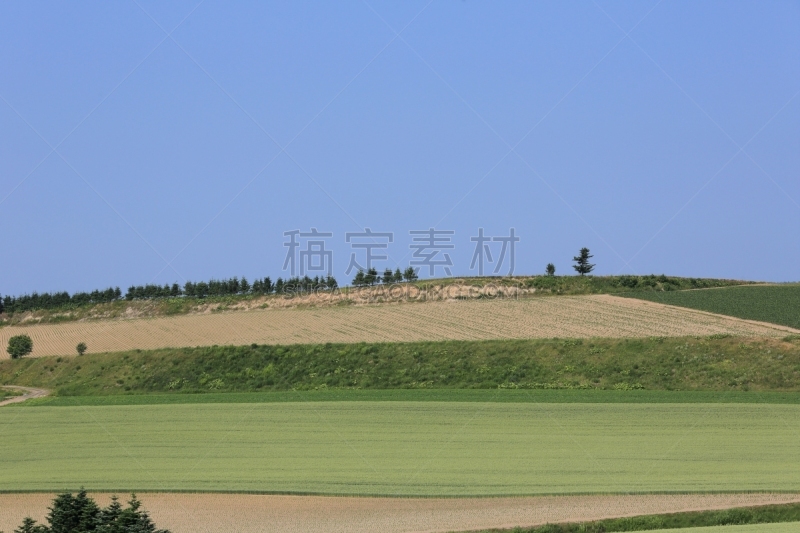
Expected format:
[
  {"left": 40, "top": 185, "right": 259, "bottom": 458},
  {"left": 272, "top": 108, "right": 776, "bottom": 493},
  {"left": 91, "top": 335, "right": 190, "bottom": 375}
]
[
  {"left": 0, "top": 295, "right": 794, "bottom": 358},
  {"left": 1, "top": 492, "right": 799, "bottom": 533}
]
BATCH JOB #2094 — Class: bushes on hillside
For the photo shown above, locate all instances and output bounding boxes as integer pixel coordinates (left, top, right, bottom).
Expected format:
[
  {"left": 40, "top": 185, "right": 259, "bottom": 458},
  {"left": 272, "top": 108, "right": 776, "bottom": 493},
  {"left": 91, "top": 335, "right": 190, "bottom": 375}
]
[{"left": 7, "top": 334, "right": 33, "bottom": 359}]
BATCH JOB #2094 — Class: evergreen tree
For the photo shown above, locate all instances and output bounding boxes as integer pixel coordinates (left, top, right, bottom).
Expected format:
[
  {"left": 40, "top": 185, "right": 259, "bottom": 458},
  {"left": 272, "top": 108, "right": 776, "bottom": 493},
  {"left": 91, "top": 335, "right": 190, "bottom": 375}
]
[
  {"left": 572, "top": 247, "right": 595, "bottom": 276},
  {"left": 393, "top": 268, "right": 403, "bottom": 283},
  {"left": 47, "top": 490, "right": 100, "bottom": 533},
  {"left": 365, "top": 267, "right": 378, "bottom": 285},
  {"left": 183, "top": 282, "right": 195, "bottom": 297},
  {"left": 546, "top": 263, "right": 556, "bottom": 276},
  {"left": 352, "top": 270, "right": 366, "bottom": 287},
  {"left": 170, "top": 283, "right": 180, "bottom": 297},
  {"left": 13, "top": 516, "right": 47, "bottom": 533},
  {"left": 325, "top": 275, "right": 338, "bottom": 290},
  {"left": 12, "top": 491, "right": 170, "bottom": 533},
  {"left": 403, "top": 266, "right": 418, "bottom": 282},
  {"left": 195, "top": 282, "right": 209, "bottom": 298},
  {"left": 382, "top": 268, "right": 393, "bottom": 284},
  {"left": 275, "top": 278, "right": 284, "bottom": 294},
  {"left": 240, "top": 277, "right": 250, "bottom": 294}
]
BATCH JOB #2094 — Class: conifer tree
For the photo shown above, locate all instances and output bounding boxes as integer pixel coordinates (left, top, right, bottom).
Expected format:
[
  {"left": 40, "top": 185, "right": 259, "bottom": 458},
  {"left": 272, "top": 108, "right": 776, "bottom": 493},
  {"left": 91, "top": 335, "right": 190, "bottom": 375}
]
[
  {"left": 403, "top": 266, "right": 418, "bottom": 282},
  {"left": 572, "top": 248, "right": 595, "bottom": 276}
]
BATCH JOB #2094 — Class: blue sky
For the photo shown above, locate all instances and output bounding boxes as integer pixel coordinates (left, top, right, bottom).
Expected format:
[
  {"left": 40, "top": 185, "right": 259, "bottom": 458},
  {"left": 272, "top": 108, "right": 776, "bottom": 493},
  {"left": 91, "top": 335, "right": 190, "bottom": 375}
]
[{"left": 1, "top": 0, "right": 798, "bottom": 295}]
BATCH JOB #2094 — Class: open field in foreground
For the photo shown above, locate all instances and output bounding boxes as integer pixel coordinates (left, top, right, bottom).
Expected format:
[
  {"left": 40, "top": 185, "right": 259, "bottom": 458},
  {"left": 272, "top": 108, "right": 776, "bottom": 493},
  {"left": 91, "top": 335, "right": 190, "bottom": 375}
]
[
  {"left": 2, "top": 493, "right": 799, "bottom": 533},
  {"left": 0, "top": 296, "right": 795, "bottom": 358},
  {"left": 623, "top": 284, "right": 800, "bottom": 330},
  {"left": 2, "top": 402, "right": 799, "bottom": 495}
]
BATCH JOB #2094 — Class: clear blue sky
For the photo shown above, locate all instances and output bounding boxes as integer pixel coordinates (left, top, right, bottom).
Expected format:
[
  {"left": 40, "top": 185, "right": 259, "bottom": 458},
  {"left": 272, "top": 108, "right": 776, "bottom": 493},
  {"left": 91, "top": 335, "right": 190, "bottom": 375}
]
[{"left": 1, "top": 1, "right": 798, "bottom": 295}]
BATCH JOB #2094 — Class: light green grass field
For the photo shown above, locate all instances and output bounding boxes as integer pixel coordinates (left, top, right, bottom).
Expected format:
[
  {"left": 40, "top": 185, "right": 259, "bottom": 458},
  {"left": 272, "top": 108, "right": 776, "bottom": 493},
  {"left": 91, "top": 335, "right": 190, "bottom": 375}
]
[
  {"left": 2, "top": 402, "right": 798, "bottom": 495},
  {"left": 644, "top": 523, "right": 800, "bottom": 533}
]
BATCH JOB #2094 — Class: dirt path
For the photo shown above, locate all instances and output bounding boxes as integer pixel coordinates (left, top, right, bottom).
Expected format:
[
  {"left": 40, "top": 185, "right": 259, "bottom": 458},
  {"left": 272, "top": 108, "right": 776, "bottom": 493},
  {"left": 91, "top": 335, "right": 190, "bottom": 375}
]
[
  {"left": 0, "top": 385, "right": 50, "bottom": 406},
  {"left": 1, "top": 492, "right": 799, "bottom": 533}
]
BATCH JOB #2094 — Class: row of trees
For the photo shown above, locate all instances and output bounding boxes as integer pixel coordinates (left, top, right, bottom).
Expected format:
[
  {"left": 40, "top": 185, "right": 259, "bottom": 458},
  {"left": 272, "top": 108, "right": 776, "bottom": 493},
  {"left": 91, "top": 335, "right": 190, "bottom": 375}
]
[
  {"left": 352, "top": 267, "right": 418, "bottom": 287},
  {"left": 10, "top": 490, "right": 169, "bottom": 533},
  {"left": 1, "top": 249, "right": 597, "bottom": 314},
  {"left": 0, "top": 287, "right": 122, "bottom": 314},
  {"left": 0, "top": 274, "right": 341, "bottom": 314}
]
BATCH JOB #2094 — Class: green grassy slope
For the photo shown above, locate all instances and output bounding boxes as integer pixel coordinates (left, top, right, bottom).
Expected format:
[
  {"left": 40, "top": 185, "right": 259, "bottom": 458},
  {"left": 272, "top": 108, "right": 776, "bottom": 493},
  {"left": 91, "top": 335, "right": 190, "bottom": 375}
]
[
  {"left": 478, "top": 504, "right": 800, "bottom": 533},
  {"left": 622, "top": 284, "right": 800, "bottom": 330},
  {"left": 2, "top": 402, "right": 799, "bottom": 495},
  {"left": 2, "top": 337, "right": 799, "bottom": 397}
]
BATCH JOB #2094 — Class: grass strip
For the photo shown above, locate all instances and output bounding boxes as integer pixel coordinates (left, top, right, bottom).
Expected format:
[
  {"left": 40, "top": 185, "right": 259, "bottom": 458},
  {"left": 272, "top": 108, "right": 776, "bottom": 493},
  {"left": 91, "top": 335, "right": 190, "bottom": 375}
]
[
  {"left": 15, "top": 389, "right": 800, "bottom": 407},
  {"left": 473, "top": 502, "right": 800, "bottom": 533}
]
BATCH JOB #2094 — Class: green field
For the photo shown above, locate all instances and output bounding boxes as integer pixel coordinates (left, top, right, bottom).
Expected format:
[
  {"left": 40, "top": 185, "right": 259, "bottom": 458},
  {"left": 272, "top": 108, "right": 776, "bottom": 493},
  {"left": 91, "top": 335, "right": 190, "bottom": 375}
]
[
  {"left": 644, "top": 525, "right": 800, "bottom": 533},
  {"left": 3, "top": 336, "right": 799, "bottom": 397},
  {"left": 1, "top": 401, "right": 798, "bottom": 495},
  {"left": 622, "top": 284, "right": 800, "bottom": 330}
]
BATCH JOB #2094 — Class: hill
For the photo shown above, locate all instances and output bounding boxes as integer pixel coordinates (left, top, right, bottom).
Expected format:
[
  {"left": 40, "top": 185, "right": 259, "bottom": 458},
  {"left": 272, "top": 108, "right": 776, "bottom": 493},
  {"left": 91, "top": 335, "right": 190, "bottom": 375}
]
[
  {"left": 0, "top": 275, "right": 750, "bottom": 327},
  {"left": 0, "top": 295, "right": 793, "bottom": 358}
]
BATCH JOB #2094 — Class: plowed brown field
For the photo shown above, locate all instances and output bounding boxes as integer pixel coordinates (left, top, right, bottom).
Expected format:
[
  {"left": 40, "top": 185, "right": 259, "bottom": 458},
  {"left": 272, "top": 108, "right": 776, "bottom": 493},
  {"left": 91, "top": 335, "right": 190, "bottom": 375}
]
[
  {"left": 0, "top": 295, "right": 794, "bottom": 358},
  {"left": 1, "top": 493, "right": 799, "bottom": 533}
]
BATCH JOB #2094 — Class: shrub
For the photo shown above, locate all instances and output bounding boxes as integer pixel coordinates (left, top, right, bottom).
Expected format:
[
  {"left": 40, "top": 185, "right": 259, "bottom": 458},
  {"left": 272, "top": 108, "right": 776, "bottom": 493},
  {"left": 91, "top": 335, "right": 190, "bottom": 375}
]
[{"left": 7, "top": 334, "right": 33, "bottom": 359}]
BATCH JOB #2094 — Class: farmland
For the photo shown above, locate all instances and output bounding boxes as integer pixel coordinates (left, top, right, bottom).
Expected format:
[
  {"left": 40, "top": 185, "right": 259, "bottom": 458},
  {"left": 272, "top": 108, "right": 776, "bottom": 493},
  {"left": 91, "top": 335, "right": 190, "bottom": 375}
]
[
  {"left": 0, "top": 295, "right": 794, "bottom": 358},
  {"left": 1, "top": 401, "right": 799, "bottom": 495},
  {"left": 622, "top": 284, "right": 800, "bottom": 330},
  {"left": 2, "top": 282, "right": 799, "bottom": 533},
  {"left": 1, "top": 494, "right": 798, "bottom": 533}
]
